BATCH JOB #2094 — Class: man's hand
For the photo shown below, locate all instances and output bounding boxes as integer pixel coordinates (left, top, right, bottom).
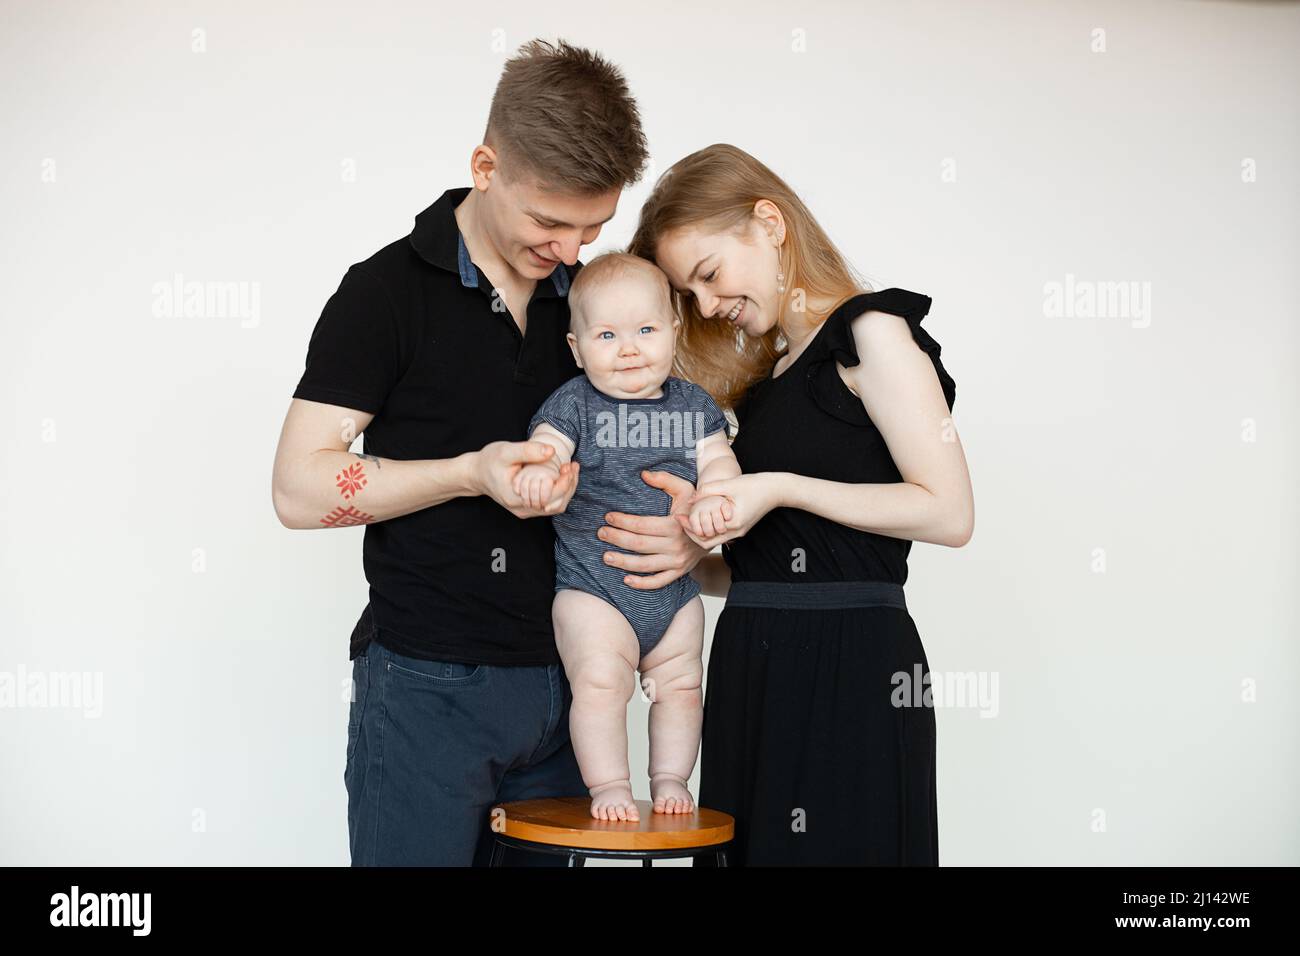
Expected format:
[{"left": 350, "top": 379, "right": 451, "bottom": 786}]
[
  {"left": 513, "top": 460, "right": 565, "bottom": 512},
  {"left": 598, "top": 470, "right": 710, "bottom": 589},
  {"left": 470, "top": 440, "right": 580, "bottom": 519}
]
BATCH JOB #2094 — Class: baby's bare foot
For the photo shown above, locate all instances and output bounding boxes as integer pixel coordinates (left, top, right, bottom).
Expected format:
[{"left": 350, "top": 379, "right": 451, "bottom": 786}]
[
  {"left": 589, "top": 779, "right": 640, "bottom": 822},
  {"left": 650, "top": 772, "right": 695, "bottom": 814}
]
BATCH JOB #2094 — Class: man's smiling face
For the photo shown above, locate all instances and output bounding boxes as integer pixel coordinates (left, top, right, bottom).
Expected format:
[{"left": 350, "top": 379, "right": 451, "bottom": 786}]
[{"left": 481, "top": 166, "right": 622, "bottom": 281}]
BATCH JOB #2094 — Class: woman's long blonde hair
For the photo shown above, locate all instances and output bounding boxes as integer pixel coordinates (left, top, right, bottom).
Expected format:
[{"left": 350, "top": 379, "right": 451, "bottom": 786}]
[{"left": 627, "top": 143, "right": 872, "bottom": 411}]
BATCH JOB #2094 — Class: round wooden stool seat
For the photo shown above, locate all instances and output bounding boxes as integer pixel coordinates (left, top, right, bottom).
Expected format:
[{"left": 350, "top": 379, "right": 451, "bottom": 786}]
[{"left": 487, "top": 797, "right": 735, "bottom": 866}]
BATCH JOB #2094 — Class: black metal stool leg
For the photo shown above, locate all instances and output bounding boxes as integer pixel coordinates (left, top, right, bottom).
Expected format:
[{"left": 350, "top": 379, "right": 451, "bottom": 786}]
[{"left": 488, "top": 833, "right": 731, "bottom": 867}]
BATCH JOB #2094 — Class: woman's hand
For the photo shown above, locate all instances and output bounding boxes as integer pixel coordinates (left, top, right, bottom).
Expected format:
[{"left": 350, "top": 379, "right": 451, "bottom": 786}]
[
  {"left": 598, "top": 470, "right": 711, "bottom": 589},
  {"left": 687, "top": 494, "right": 733, "bottom": 539},
  {"left": 674, "top": 472, "right": 785, "bottom": 551}
]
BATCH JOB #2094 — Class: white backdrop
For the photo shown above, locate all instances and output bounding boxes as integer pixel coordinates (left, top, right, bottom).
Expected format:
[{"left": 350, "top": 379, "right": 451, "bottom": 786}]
[{"left": 2, "top": 0, "right": 1296, "bottom": 865}]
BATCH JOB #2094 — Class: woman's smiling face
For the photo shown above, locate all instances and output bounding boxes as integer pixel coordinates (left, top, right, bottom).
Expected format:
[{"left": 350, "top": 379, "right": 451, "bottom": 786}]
[{"left": 655, "top": 205, "right": 785, "bottom": 337}]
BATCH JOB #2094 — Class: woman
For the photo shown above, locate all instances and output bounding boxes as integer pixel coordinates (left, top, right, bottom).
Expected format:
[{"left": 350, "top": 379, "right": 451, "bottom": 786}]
[{"left": 626, "top": 143, "right": 973, "bottom": 865}]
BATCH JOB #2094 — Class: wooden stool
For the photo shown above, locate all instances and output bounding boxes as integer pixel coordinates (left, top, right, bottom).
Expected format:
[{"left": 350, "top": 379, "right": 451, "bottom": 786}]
[{"left": 488, "top": 797, "right": 734, "bottom": 867}]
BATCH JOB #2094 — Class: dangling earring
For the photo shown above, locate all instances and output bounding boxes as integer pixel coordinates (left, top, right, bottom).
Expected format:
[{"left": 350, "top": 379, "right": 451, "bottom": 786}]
[{"left": 776, "top": 230, "right": 787, "bottom": 293}]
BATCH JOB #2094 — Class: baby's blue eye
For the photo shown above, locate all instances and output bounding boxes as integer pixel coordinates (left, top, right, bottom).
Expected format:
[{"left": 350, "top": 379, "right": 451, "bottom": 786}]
[
  {"left": 639, "top": 325, "right": 655, "bottom": 334},
  {"left": 599, "top": 331, "right": 613, "bottom": 340}
]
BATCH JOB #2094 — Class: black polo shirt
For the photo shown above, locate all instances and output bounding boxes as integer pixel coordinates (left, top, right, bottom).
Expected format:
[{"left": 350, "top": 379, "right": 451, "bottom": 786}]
[{"left": 292, "top": 186, "right": 583, "bottom": 665}]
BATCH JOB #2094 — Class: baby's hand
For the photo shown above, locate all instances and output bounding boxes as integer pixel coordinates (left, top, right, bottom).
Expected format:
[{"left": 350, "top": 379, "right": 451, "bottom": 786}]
[
  {"left": 688, "top": 494, "right": 733, "bottom": 539},
  {"left": 513, "top": 461, "right": 564, "bottom": 512}
]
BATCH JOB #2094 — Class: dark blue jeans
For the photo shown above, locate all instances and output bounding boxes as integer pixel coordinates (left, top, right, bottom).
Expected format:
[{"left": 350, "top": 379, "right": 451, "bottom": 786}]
[{"left": 345, "top": 632, "right": 588, "bottom": 866}]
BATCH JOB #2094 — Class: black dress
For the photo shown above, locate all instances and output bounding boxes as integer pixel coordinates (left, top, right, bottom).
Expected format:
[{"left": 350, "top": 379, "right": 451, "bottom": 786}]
[{"left": 697, "top": 288, "right": 957, "bottom": 866}]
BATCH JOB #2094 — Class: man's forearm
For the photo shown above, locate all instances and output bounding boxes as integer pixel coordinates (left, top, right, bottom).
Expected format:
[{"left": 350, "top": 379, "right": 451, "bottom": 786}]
[{"left": 274, "top": 450, "right": 479, "bottom": 529}]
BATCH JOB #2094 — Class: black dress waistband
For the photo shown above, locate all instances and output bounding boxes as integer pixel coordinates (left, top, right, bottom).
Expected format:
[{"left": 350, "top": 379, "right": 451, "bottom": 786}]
[{"left": 724, "top": 580, "right": 907, "bottom": 611}]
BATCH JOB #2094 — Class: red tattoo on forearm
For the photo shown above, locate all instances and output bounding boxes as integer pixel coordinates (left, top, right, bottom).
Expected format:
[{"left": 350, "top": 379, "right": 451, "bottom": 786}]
[
  {"left": 320, "top": 505, "right": 374, "bottom": 527},
  {"left": 336, "top": 462, "right": 368, "bottom": 498}
]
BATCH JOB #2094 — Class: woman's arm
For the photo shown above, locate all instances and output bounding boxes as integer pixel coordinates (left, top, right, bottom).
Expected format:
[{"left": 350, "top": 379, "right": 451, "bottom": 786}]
[
  {"left": 689, "top": 551, "right": 732, "bottom": 597},
  {"left": 779, "top": 309, "right": 974, "bottom": 547},
  {"left": 777, "top": 473, "right": 968, "bottom": 547}
]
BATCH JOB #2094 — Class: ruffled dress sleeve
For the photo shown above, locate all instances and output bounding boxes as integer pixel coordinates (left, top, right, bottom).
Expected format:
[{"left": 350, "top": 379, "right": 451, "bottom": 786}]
[{"left": 805, "top": 288, "right": 957, "bottom": 427}]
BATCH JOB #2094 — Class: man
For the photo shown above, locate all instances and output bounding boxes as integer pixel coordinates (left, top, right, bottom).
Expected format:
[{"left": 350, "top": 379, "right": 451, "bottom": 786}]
[{"left": 271, "top": 39, "right": 708, "bottom": 866}]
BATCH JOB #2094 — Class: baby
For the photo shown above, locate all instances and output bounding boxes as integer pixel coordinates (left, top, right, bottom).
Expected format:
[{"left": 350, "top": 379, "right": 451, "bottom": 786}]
[{"left": 515, "top": 252, "right": 741, "bottom": 822}]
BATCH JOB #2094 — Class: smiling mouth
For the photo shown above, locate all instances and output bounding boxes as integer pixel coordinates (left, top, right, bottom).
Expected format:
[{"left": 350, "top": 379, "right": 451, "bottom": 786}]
[{"left": 725, "top": 297, "right": 746, "bottom": 322}]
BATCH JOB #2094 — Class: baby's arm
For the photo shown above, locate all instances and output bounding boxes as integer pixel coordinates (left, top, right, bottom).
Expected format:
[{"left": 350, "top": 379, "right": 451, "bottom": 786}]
[
  {"left": 695, "top": 431, "right": 740, "bottom": 486},
  {"left": 514, "top": 422, "right": 576, "bottom": 511},
  {"left": 689, "top": 432, "right": 741, "bottom": 537}
]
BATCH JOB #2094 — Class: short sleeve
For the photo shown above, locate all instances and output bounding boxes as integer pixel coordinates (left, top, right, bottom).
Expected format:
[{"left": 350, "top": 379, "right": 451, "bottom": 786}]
[
  {"left": 679, "top": 380, "right": 729, "bottom": 440},
  {"left": 527, "top": 377, "right": 586, "bottom": 446},
  {"left": 292, "top": 266, "right": 402, "bottom": 415},
  {"left": 809, "top": 287, "right": 957, "bottom": 425}
]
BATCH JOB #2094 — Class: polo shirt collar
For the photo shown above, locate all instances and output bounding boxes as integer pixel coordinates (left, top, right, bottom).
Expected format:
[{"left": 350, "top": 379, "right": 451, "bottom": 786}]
[{"left": 409, "top": 186, "right": 571, "bottom": 297}]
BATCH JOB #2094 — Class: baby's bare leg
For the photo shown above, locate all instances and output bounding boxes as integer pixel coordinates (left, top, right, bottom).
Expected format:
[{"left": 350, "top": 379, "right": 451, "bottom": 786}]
[
  {"left": 553, "top": 588, "right": 642, "bottom": 822},
  {"left": 637, "top": 595, "right": 705, "bottom": 814}
]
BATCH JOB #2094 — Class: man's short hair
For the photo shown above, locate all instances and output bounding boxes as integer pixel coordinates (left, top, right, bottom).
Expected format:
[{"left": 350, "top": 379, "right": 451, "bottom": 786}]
[{"left": 485, "top": 39, "right": 649, "bottom": 194}]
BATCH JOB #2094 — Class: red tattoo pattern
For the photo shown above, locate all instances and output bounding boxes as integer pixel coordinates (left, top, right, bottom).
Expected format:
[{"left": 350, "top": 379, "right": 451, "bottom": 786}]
[
  {"left": 335, "top": 462, "right": 368, "bottom": 498},
  {"left": 320, "top": 505, "right": 374, "bottom": 527}
]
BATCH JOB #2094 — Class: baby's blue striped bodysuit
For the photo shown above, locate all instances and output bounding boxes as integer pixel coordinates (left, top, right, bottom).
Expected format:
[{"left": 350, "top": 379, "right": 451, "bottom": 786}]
[{"left": 527, "top": 375, "right": 729, "bottom": 659}]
